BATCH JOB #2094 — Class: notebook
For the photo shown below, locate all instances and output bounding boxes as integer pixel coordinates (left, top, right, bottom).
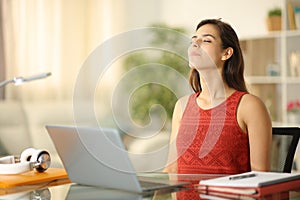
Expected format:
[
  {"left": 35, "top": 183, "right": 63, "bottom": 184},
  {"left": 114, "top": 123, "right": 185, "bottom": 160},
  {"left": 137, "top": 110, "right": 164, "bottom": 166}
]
[
  {"left": 198, "top": 171, "right": 300, "bottom": 197},
  {"left": 45, "top": 125, "right": 188, "bottom": 193}
]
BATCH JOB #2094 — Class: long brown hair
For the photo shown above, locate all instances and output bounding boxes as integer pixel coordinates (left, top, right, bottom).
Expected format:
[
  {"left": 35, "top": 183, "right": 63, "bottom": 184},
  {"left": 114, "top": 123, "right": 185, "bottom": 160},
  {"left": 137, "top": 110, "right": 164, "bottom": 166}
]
[{"left": 189, "top": 19, "right": 248, "bottom": 93}]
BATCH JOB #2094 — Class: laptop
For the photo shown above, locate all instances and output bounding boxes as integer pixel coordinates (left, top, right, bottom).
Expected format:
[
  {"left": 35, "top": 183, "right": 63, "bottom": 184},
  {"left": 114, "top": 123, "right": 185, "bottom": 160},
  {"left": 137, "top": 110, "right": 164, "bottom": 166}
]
[{"left": 45, "top": 125, "right": 188, "bottom": 193}]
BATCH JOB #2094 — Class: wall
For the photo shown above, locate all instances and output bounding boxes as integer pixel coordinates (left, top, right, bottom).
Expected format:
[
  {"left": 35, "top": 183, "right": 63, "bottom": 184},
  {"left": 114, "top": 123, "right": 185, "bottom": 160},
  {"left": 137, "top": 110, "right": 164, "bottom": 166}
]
[
  {"left": 118, "top": 0, "right": 282, "bottom": 38},
  {"left": 1, "top": 0, "right": 283, "bottom": 102}
]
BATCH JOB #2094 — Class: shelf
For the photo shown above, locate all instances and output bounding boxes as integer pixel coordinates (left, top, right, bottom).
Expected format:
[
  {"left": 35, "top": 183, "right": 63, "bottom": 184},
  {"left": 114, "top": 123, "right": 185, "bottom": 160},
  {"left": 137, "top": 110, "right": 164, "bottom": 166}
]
[
  {"left": 286, "top": 77, "right": 300, "bottom": 84},
  {"left": 245, "top": 76, "right": 282, "bottom": 84},
  {"left": 240, "top": 32, "right": 282, "bottom": 41},
  {"left": 241, "top": 0, "right": 300, "bottom": 123},
  {"left": 285, "top": 29, "right": 300, "bottom": 37},
  {"left": 239, "top": 29, "right": 300, "bottom": 41},
  {"left": 272, "top": 121, "right": 300, "bottom": 127}
]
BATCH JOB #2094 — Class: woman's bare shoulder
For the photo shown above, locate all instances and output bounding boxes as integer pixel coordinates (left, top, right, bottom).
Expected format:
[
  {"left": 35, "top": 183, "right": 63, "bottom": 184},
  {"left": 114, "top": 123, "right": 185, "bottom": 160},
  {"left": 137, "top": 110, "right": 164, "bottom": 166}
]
[
  {"left": 173, "top": 94, "right": 193, "bottom": 117},
  {"left": 176, "top": 94, "right": 192, "bottom": 108},
  {"left": 240, "top": 93, "right": 266, "bottom": 108},
  {"left": 239, "top": 93, "right": 271, "bottom": 121},
  {"left": 177, "top": 94, "right": 190, "bottom": 103}
]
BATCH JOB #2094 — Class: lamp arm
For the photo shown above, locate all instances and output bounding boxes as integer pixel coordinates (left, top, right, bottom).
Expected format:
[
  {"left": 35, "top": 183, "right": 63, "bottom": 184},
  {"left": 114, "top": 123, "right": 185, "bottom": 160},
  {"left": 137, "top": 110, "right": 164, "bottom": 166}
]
[
  {"left": 0, "top": 79, "right": 14, "bottom": 88},
  {"left": 23, "top": 72, "right": 52, "bottom": 82},
  {"left": 0, "top": 72, "right": 52, "bottom": 88}
]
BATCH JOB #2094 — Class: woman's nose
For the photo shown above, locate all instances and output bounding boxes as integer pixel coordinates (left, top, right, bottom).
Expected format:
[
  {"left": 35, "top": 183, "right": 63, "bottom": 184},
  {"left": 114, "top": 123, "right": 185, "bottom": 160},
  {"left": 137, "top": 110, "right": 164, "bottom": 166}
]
[{"left": 191, "top": 41, "right": 200, "bottom": 48}]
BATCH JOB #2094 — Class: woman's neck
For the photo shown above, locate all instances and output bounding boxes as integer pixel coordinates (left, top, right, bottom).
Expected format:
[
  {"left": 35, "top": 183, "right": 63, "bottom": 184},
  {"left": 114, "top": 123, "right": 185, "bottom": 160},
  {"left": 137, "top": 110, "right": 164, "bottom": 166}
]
[{"left": 197, "top": 69, "right": 235, "bottom": 109}]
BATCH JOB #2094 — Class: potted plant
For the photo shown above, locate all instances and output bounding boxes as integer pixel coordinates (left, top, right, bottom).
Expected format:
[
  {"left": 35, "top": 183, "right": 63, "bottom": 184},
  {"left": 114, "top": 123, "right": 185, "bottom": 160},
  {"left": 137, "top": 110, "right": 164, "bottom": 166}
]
[
  {"left": 122, "top": 23, "right": 189, "bottom": 131},
  {"left": 267, "top": 7, "right": 282, "bottom": 31},
  {"left": 287, "top": 99, "right": 300, "bottom": 123}
]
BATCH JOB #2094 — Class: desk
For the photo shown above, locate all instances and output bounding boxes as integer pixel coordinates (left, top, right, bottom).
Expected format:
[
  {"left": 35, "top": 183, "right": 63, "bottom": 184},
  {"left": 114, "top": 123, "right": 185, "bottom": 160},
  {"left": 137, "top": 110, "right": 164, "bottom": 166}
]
[{"left": 1, "top": 173, "right": 300, "bottom": 199}]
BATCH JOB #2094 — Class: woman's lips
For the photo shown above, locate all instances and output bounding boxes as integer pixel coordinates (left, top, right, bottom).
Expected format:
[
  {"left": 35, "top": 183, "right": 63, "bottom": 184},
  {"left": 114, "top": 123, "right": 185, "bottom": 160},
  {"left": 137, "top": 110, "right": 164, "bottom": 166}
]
[{"left": 189, "top": 51, "right": 201, "bottom": 56}]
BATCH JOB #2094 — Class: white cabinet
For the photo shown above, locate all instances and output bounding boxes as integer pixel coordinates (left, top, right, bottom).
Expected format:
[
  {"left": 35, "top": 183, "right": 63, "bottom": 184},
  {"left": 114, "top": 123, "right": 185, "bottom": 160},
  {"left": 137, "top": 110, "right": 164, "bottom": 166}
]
[{"left": 240, "top": 0, "right": 300, "bottom": 125}]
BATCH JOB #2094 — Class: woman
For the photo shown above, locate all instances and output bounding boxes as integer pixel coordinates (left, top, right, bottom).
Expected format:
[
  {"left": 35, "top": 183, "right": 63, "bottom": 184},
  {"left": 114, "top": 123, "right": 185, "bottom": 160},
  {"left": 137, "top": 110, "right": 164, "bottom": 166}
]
[{"left": 165, "top": 19, "right": 272, "bottom": 174}]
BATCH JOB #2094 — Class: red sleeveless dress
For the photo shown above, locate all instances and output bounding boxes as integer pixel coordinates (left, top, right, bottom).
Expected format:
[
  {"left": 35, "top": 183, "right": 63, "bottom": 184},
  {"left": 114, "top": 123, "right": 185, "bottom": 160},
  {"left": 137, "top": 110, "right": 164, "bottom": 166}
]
[{"left": 176, "top": 90, "right": 251, "bottom": 174}]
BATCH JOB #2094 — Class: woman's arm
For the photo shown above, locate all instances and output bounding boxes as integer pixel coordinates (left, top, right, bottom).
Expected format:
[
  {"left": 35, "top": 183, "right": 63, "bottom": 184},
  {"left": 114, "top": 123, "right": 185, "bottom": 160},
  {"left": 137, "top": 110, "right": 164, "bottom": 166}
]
[
  {"left": 238, "top": 94, "right": 272, "bottom": 171},
  {"left": 163, "top": 95, "right": 189, "bottom": 173}
]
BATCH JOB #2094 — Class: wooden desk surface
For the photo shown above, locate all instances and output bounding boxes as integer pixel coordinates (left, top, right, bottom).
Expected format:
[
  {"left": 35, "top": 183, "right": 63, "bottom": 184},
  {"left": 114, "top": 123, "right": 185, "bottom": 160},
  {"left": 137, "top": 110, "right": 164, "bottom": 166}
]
[{"left": 0, "top": 168, "right": 70, "bottom": 195}]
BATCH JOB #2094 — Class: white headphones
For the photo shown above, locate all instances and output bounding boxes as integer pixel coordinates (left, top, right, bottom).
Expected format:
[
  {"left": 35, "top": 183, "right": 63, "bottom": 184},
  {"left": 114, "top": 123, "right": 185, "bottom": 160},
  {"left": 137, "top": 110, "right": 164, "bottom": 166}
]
[{"left": 0, "top": 148, "right": 51, "bottom": 174}]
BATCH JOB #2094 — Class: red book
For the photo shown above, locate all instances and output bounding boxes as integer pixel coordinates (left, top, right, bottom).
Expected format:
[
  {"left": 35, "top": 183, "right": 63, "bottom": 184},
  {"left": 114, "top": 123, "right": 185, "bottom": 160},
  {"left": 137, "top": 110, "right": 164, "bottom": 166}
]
[{"left": 197, "top": 171, "right": 300, "bottom": 198}]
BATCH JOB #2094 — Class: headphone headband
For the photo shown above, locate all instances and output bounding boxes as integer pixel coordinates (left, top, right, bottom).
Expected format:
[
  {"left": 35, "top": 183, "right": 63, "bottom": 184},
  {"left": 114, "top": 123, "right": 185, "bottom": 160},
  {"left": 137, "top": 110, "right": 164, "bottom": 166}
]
[
  {"left": 0, "top": 159, "right": 31, "bottom": 174},
  {"left": 0, "top": 148, "right": 51, "bottom": 174}
]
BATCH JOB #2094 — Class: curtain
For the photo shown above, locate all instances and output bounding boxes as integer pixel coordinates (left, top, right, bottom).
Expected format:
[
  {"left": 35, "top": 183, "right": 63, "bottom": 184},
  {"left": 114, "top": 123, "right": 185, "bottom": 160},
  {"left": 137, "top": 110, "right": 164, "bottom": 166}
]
[
  {"left": 1, "top": 0, "right": 121, "bottom": 101},
  {"left": 0, "top": 2, "right": 5, "bottom": 99}
]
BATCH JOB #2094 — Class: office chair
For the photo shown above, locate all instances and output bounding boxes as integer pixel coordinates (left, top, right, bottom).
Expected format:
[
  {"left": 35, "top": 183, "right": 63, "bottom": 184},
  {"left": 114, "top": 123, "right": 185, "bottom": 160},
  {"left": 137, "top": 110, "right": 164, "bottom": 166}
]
[{"left": 271, "top": 127, "right": 300, "bottom": 173}]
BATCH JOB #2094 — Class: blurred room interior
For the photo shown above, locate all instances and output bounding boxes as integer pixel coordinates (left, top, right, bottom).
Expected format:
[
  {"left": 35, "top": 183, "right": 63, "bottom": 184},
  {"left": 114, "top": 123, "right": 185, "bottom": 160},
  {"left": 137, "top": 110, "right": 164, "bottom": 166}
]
[{"left": 1, "top": 0, "right": 300, "bottom": 172}]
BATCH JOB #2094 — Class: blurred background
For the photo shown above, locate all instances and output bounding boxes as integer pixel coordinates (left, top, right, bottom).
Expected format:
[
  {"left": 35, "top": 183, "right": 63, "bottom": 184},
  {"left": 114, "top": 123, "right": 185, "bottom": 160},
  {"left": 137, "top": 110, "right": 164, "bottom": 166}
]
[
  {"left": 0, "top": 0, "right": 281, "bottom": 101},
  {"left": 2, "top": 0, "right": 298, "bottom": 172}
]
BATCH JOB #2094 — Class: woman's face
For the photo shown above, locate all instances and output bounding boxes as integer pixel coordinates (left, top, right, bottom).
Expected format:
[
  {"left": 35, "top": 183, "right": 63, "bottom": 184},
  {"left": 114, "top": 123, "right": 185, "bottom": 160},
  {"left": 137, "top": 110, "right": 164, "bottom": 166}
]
[{"left": 188, "top": 24, "right": 225, "bottom": 71}]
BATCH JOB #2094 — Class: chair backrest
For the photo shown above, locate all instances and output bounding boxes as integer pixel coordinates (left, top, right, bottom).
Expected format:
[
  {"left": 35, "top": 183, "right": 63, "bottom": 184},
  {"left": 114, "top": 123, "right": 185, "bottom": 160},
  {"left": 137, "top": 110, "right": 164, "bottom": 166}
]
[{"left": 271, "top": 127, "right": 300, "bottom": 173}]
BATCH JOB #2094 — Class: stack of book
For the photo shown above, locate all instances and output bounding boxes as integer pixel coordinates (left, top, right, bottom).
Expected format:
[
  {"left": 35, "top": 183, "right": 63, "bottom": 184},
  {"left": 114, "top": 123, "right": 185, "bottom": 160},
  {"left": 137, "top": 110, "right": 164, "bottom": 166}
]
[
  {"left": 287, "top": 2, "right": 300, "bottom": 30},
  {"left": 197, "top": 171, "right": 300, "bottom": 199}
]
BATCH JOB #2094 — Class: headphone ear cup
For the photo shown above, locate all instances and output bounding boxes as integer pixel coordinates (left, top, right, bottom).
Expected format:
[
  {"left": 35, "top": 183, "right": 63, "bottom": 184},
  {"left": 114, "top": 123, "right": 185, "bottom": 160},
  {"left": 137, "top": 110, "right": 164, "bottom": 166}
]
[
  {"left": 20, "top": 148, "right": 37, "bottom": 163},
  {"left": 30, "top": 149, "right": 51, "bottom": 172}
]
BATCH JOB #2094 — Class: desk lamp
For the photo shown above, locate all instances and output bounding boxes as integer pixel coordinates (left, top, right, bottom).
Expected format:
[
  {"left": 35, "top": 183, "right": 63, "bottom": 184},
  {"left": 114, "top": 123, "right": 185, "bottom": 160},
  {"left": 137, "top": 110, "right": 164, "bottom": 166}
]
[
  {"left": 0, "top": 72, "right": 52, "bottom": 160},
  {"left": 0, "top": 72, "right": 51, "bottom": 88}
]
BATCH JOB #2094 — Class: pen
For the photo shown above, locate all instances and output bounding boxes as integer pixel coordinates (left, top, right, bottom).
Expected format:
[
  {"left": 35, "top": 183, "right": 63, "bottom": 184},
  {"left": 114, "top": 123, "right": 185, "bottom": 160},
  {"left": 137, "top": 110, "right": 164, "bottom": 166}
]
[{"left": 229, "top": 173, "right": 256, "bottom": 180}]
